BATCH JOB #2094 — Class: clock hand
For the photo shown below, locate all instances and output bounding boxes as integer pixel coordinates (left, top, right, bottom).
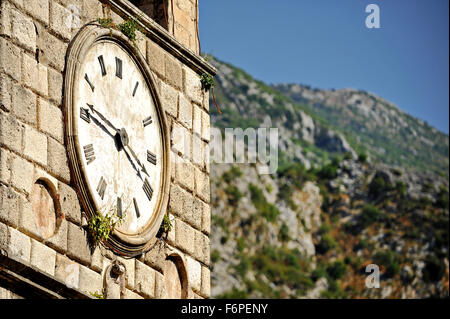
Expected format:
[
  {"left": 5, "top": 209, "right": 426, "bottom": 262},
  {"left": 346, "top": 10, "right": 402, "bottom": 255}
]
[
  {"left": 125, "top": 143, "right": 149, "bottom": 177},
  {"left": 87, "top": 112, "right": 116, "bottom": 140},
  {"left": 122, "top": 146, "right": 144, "bottom": 181},
  {"left": 87, "top": 103, "right": 119, "bottom": 133}
]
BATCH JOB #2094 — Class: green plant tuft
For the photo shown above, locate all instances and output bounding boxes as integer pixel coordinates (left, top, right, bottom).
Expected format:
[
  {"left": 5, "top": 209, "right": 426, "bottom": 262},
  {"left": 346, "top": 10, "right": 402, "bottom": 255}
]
[
  {"left": 159, "top": 214, "right": 173, "bottom": 236},
  {"left": 87, "top": 209, "right": 124, "bottom": 247},
  {"left": 89, "top": 291, "right": 105, "bottom": 299},
  {"left": 117, "top": 17, "right": 142, "bottom": 43},
  {"left": 201, "top": 73, "right": 214, "bottom": 90}
]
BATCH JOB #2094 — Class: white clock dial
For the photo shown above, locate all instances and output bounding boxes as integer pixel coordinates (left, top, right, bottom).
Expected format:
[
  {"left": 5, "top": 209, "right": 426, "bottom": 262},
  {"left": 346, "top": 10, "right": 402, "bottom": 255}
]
[{"left": 74, "top": 40, "right": 164, "bottom": 236}]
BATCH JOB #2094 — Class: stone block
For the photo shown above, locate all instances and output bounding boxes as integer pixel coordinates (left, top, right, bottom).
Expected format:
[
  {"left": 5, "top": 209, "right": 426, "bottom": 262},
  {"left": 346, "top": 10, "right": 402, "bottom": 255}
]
[
  {"left": 45, "top": 217, "right": 68, "bottom": 254},
  {"left": 169, "top": 184, "right": 184, "bottom": 216},
  {"left": 0, "top": 222, "right": 8, "bottom": 251},
  {"left": 55, "top": 254, "right": 80, "bottom": 289},
  {"left": 24, "top": 0, "right": 49, "bottom": 25},
  {"left": 58, "top": 181, "right": 82, "bottom": 225},
  {"left": 175, "top": 218, "right": 194, "bottom": 255},
  {"left": 47, "top": 137, "right": 71, "bottom": 182},
  {"left": 171, "top": 122, "right": 191, "bottom": 159},
  {"left": 39, "top": 99, "right": 63, "bottom": 143},
  {"left": 90, "top": 246, "right": 103, "bottom": 273},
  {"left": 18, "top": 192, "right": 43, "bottom": 240},
  {"left": 79, "top": 264, "right": 103, "bottom": 295},
  {"left": 49, "top": 1, "right": 72, "bottom": 40},
  {"left": 186, "top": 256, "right": 201, "bottom": 292},
  {"left": 22, "top": 53, "right": 48, "bottom": 96},
  {"left": 23, "top": 124, "right": 47, "bottom": 166},
  {"left": 12, "top": 83, "right": 37, "bottom": 126},
  {"left": 7, "top": 227, "right": 31, "bottom": 262},
  {"left": 135, "top": 260, "right": 156, "bottom": 298},
  {"left": 191, "top": 196, "right": 203, "bottom": 230},
  {"left": 201, "top": 109, "right": 210, "bottom": 142},
  {"left": 193, "top": 104, "right": 201, "bottom": 137},
  {"left": 0, "top": 76, "right": 12, "bottom": 112},
  {"left": 194, "top": 230, "right": 210, "bottom": 266},
  {"left": 160, "top": 81, "right": 178, "bottom": 118},
  {"left": 47, "top": 68, "right": 63, "bottom": 105},
  {"left": 201, "top": 266, "right": 210, "bottom": 298},
  {"left": 123, "top": 289, "right": 144, "bottom": 299},
  {"left": 147, "top": 40, "right": 165, "bottom": 77},
  {"left": 165, "top": 55, "right": 182, "bottom": 89},
  {"left": 0, "top": 147, "right": 11, "bottom": 184},
  {"left": 37, "top": 28, "right": 67, "bottom": 72},
  {"left": 144, "top": 239, "right": 165, "bottom": 272},
  {"left": 10, "top": 155, "right": 34, "bottom": 195},
  {"left": 195, "top": 168, "right": 210, "bottom": 203},
  {"left": 0, "top": 185, "right": 20, "bottom": 227},
  {"left": 202, "top": 90, "right": 210, "bottom": 111},
  {"left": 178, "top": 93, "right": 193, "bottom": 130},
  {"left": 155, "top": 271, "right": 166, "bottom": 299},
  {"left": 0, "top": 37, "right": 21, "bottom": 81},
  {"left": 175, "top": 156, "right": 195, "bottom": 191},
  {"left": 11, "top": 9, "right": 36, "bottom": 52},
  {"left": 30, "top": 238, "right": 56, "bottom": 276},
  {"left": 192, "top": 134, "right": 204, "bottom": 167},
  {"left": 183, "top": 67, "right": 202, "bottom": 105},
  {"left": 201, "top": 200, "right": 210, "bottom": 235},
  {"left": 0, "top": 113, "right": 23, "bottom": 153},
  {"left": 0, "top": 1, "right": 12, "bottom": 37},
  {"left": 82, "top": 0, "right": 103, "bottom": 22},
  {"left": 67, "top": 222, "right": 91, "bottom": 265}
]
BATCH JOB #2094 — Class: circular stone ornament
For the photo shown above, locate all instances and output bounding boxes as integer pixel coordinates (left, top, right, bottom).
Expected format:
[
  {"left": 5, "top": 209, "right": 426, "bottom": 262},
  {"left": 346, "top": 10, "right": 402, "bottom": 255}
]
[{"left": 64, "top": 25, "right": 171, "bottom": 257}]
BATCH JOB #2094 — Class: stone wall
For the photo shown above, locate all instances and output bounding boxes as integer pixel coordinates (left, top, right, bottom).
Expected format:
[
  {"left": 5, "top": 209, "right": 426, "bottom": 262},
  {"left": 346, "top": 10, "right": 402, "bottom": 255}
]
[
  {"left": 0, "top": 0, "right": 212, "bottom": 299},
  {"left": 131, "top": 0, "right": 200, "bottom": 54}
]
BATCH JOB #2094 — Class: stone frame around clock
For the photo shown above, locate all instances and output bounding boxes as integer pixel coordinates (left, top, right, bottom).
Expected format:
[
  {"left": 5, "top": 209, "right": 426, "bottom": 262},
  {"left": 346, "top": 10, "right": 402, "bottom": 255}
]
[{"left": 64, "top": 24, "right": 171, "bottom": 257}]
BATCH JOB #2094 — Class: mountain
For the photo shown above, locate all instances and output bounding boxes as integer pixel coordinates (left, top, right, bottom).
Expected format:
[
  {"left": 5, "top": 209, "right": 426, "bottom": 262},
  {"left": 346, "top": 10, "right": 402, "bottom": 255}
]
[
  {"left": 274, "top": 84, "right": 449, "bottom": 175},
  {"left": 208, "top": 57, "right": 449, "bottom": 298}
]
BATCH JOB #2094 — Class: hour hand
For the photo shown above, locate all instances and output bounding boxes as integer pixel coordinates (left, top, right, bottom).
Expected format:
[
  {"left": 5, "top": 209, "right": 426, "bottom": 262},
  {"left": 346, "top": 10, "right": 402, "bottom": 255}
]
[{"left": 86, "top": 103, "right": 119, "bottom": 133}]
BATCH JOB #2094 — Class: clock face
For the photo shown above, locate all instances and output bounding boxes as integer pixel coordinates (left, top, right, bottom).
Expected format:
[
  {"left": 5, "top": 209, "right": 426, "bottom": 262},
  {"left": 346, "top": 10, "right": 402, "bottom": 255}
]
[{"left": 73, "top": 40, "right": 164, "bottom": 237}]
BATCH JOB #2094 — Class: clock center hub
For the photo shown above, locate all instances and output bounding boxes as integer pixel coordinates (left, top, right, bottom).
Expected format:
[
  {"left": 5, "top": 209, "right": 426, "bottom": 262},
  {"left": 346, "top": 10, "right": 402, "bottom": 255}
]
[{"left": 115, "top": 128, "right": 129, "bottom": 150}]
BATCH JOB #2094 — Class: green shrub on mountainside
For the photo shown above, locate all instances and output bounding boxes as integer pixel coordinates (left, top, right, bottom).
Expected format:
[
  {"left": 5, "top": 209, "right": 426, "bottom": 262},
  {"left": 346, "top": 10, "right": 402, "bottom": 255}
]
[{"left": 249, "top": 184, "right": 280, "bottom": 222}]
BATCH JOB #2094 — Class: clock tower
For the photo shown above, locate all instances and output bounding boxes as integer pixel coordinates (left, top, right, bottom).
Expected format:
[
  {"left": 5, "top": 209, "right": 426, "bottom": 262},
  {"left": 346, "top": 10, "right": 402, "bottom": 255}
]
[{"left": 0, "top": 0, "right": 214, "bottom": 299}]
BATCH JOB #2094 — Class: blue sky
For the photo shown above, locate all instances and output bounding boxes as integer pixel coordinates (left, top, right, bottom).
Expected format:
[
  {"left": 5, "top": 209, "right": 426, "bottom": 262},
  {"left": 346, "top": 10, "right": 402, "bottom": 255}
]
[{"left": 199, "top": 0, "right": 449, "bottom": 134}]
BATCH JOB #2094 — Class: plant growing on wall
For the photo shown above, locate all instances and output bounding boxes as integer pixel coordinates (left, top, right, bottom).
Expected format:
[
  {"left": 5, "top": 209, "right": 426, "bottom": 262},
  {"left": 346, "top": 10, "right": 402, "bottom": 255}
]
[
  {"left": 201, "top": 73, "right": 222, "bottom": 114},
  {"left": 157, "top": 214, "right": 173, "bottom": 240},
  {"left": 87, "top": 209, "right": 124, "bottom": 247},
  {"left": 97, "top": 16, "right": 144, "bottom": 48}
]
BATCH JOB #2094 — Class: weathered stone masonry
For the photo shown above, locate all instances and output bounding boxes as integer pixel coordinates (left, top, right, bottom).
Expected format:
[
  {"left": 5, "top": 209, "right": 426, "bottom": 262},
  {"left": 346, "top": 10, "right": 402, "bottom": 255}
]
[{"left": 1, "top": 0, "right": 214, "bottom": 299}]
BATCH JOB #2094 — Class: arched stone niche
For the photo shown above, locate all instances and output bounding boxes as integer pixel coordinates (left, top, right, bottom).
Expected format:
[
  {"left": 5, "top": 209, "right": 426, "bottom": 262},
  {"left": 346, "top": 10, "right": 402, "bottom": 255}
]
[
  {"left": 164, "top": 253, "right": 189, "bottom": 299},
  {"left": 104, "top": 260, "right": 126, "bottom": 299},
  {"left": 29, "top": 178, "right": 62, "bottom": 239}
]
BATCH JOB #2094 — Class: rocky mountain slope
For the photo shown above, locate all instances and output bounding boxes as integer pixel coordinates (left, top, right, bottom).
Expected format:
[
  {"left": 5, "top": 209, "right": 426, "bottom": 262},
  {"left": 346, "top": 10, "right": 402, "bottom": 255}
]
[
  {"left": 209, "top": 58, "right": 449, "bottom": 298},
  {"left": 274, "top": 84, "right": 449, "bottom": 175}
]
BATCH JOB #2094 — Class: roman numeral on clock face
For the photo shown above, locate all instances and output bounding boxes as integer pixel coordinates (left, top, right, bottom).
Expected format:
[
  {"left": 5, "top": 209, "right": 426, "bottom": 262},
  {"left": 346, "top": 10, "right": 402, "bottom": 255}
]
[
  {"left": 143, "top": 178, "right": 153, "bottom": 201},
  {"left": 115, "top": 57, "right": 122, "bottom": 79},
  {"left": 84, "top": 74, "right": 95, "bottom": 92},
  {"left": 143, "top": 116, "right": 152, "bottom": 127},
  {"left": 96, "top": 176, "right": 107, "bottom": 200},
  {"left": 80, "top": 107, "right": 90, "bottom": 123},
  {"left": 117, "top": 197, "right": 122, "bottom": 217},
  {"left": 98, "top": 55, "right": 107, "bottom": 76},
  {"left": 147, "top": 151, "right": 157, "bottom": 165},
  {"left": 132, "top": 81, "right": 139, "bottom": 97},
  {"left": 133, "top": 198, "right": 140, "bottom": 218},
  {"left": 83, "top": 144, "right": 95, "bottom": 165}
]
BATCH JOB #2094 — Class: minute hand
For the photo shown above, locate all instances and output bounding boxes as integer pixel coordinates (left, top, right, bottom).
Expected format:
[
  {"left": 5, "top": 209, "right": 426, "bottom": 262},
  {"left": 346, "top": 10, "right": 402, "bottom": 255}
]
[
  {"left": 87, "top": 103, "right": 119, "bottom": 133},
  {"left": 125, "top": 144, "right": 149, "bottom": 176}
]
